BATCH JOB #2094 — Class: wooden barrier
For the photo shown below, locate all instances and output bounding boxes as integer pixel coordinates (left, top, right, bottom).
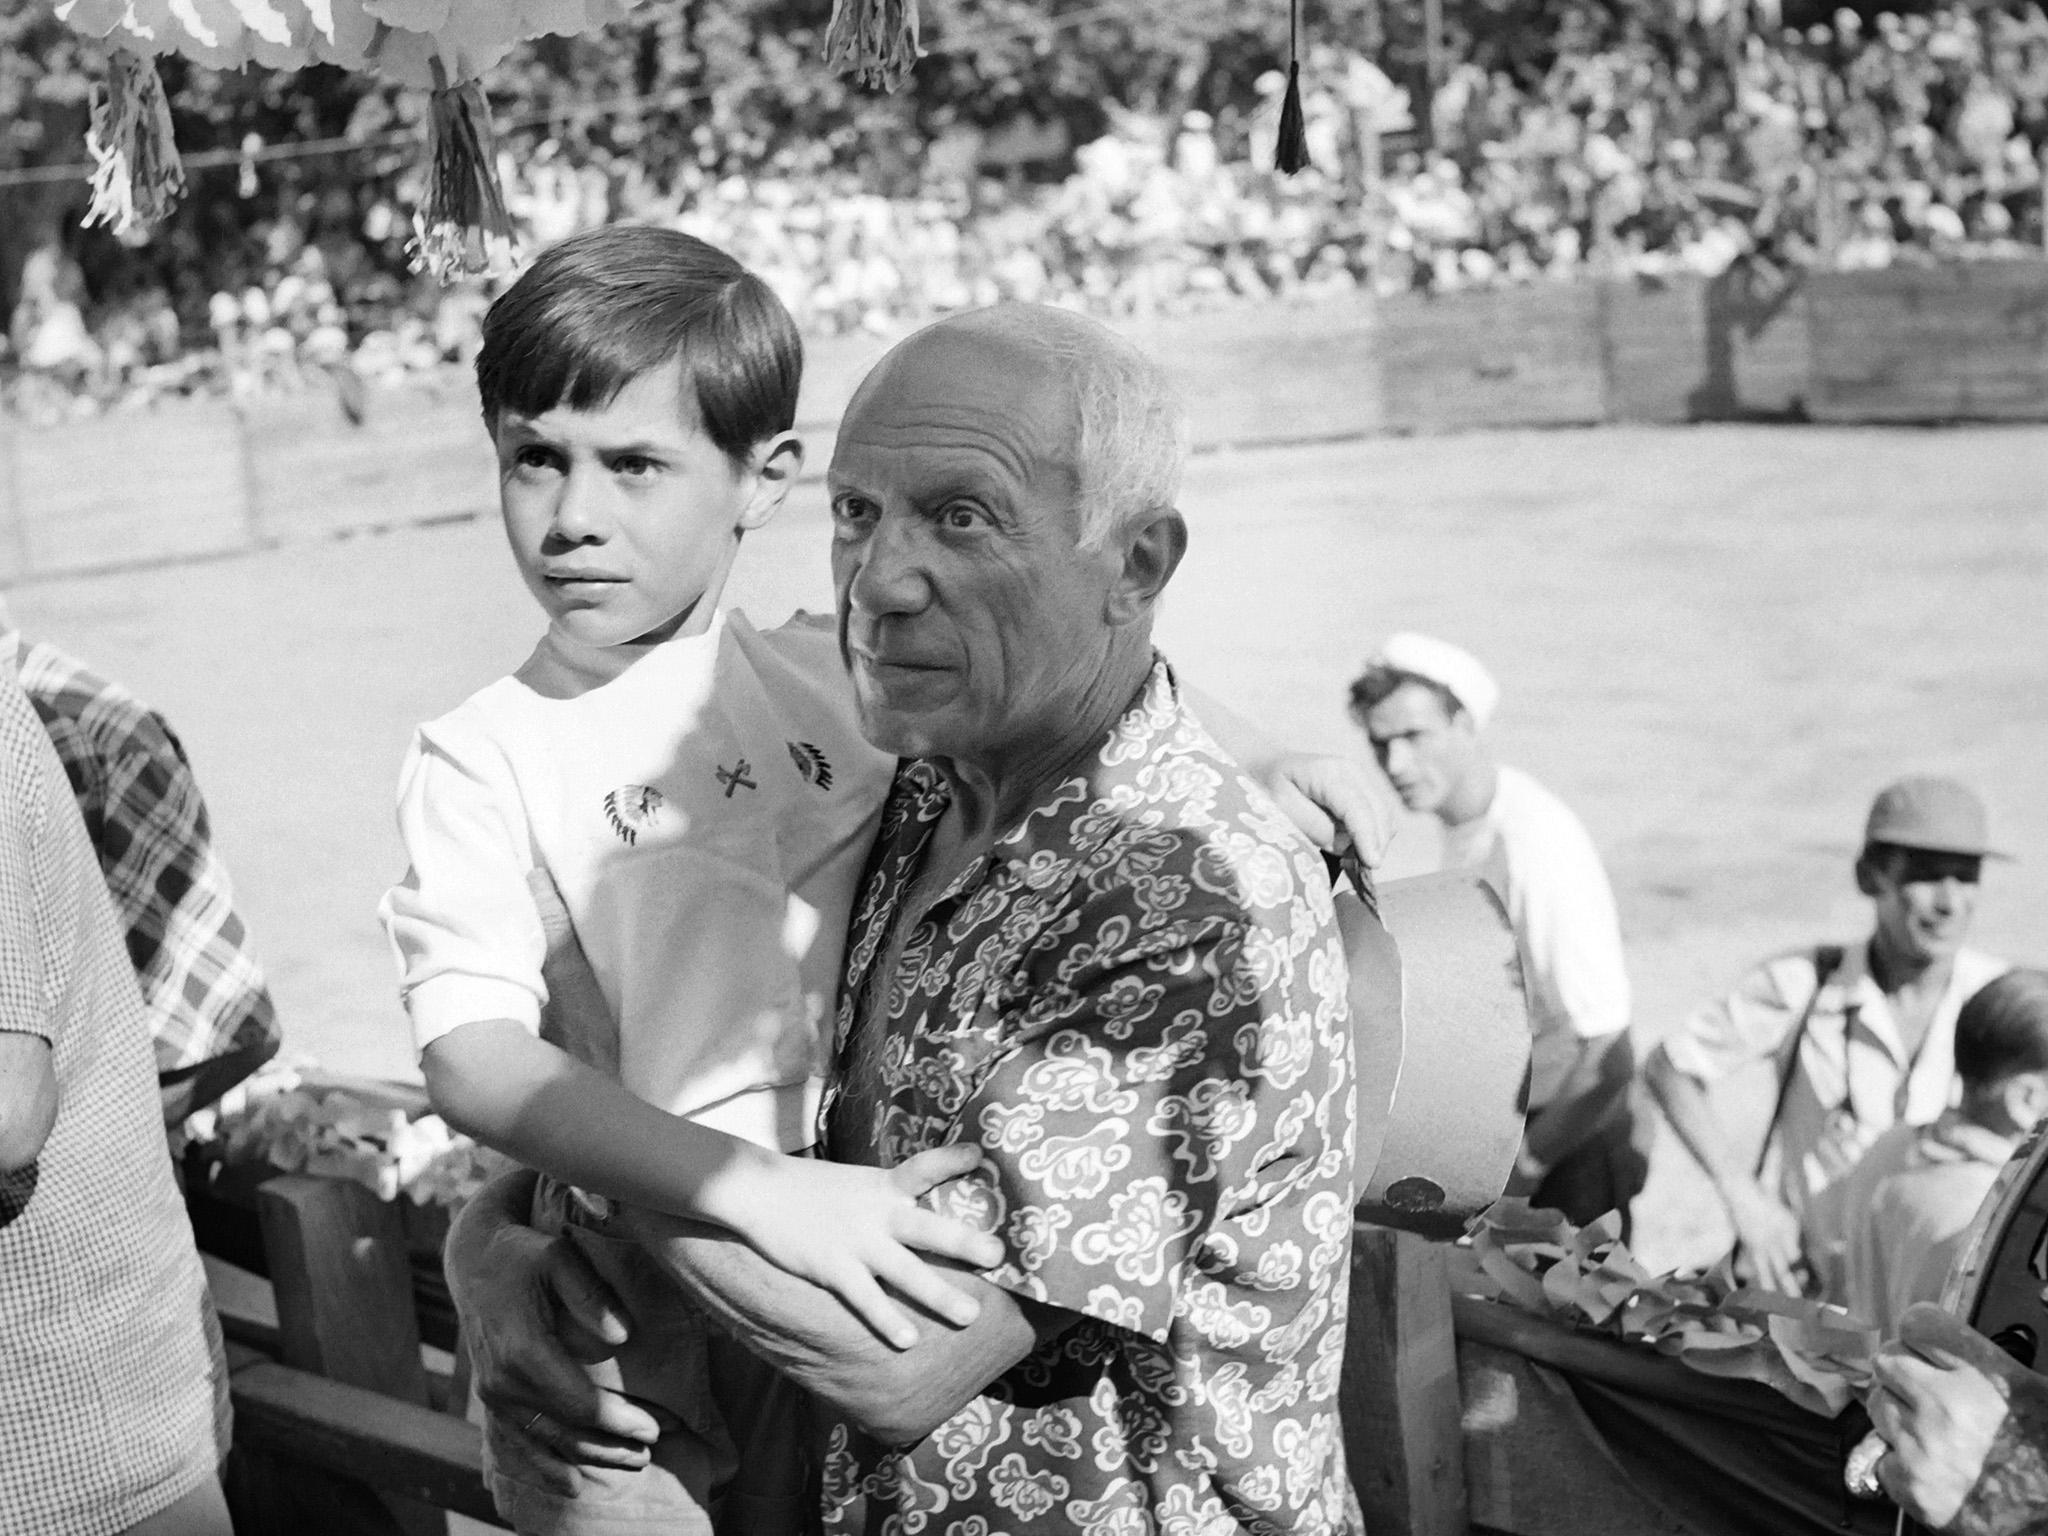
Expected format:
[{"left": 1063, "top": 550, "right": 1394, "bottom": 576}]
[
  {"left": 1808, "top": 261, "right": 2048, "bottom": 422},
  {"left": 11, "top": 262, "right": 2048, "bottom": 583},
  {"left": 13, "top": 395, "right": 252, "bottom": 576},
  {"left": 240, "top": 376, "right": 493, "bottom": 544},
  {"left": 1131, "top": 298, "right": 1387, "bottom": 444},
  {"left": 1379, "top": 283, "right": 1607, "bottom": 433}
]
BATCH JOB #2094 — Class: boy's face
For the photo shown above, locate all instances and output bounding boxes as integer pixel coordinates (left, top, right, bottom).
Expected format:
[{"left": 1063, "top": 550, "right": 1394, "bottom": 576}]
[{"left": 492, "top": 367, "right": 769, "bottom": 648}]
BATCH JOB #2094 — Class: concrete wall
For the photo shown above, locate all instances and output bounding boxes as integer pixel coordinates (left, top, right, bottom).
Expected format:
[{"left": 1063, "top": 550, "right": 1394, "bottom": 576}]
[{"left": 1, "top": 260, "right": 2038, "bottom": 584}]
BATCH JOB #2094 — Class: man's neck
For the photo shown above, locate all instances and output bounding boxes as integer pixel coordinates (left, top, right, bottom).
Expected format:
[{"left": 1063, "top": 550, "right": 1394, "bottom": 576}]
[
  {"left": 933, "top": 641, "right": 1154, "bottom": 868},
  {"left": 1866, "top": 931, "right": 1953, "bottom": 1000},
  {"left": 1438, "top": 761, "right": 1500, "bottom": 832}
]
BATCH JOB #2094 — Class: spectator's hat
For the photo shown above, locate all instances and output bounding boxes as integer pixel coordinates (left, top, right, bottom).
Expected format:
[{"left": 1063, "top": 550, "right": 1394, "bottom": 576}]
[
  {"left": 1372, "top": 632, "right": 1500, "bottom": 728},
  {"left": 1863, "top": 776, "right": 2008, "bottom": 859}
]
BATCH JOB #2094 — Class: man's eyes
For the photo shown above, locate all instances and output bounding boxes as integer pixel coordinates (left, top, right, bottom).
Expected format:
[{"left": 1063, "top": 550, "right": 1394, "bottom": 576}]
[
  {"left": 936, "top": 499, "right": 1001, "bottom": 532},
  {"left": 511, "top": 444, "right": 562, "bottom": 473},
  {"left": 827, "top": 496, "right": 994, "bottom": 531},
  {"left": 610, "top": 454, "right": 661, "bottom": 478}
]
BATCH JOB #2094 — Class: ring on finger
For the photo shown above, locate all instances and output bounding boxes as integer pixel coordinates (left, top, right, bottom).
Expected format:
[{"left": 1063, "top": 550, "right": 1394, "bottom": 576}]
[{"left": 1844, "top": 1431, "right": 1889, "bottom": 1499}]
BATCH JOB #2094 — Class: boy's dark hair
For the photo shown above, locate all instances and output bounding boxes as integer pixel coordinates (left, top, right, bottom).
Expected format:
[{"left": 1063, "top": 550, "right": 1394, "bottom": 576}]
[
  {"left": 1955, "top": 968, "right": 2048, "bottom": 1090},
  {"left": 475, "top": 225, "right": 801, "bottom": 465},
  {"left": 1347, "top": 663, "right": 1464, "bottom": 722}
]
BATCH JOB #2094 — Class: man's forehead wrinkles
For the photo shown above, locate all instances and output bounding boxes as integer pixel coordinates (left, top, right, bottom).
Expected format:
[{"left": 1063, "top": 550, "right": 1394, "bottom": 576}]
[{"left": 836, "top": 417, "right": 1046, "bottom": 488}]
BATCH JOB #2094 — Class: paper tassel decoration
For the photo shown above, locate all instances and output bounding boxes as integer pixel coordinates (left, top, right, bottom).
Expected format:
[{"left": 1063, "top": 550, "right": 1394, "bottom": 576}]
[
  {"left": 1274, "top": 0, "right": 1310, "bottom": 174},
  {"left": 824, "top": 0, "right": 920, "bottom": 92},
  {"left": 81, "top": 48, "right": 188, "bottom": 238},
  {"left": 407, "top": 75, "right": 515, "bottom": 281},
  {"left": 1276, "top": 59, "right": 1310, "bottom": 174}
]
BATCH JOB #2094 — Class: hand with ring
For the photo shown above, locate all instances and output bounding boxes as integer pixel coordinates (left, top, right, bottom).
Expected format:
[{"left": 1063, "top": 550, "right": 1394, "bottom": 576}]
[
  {"left": 1861, "top": 1306, "right": 2023, "bottom": 1530},
  {"left": 446, "top": 1170, "right": 662, "bottom": 1496}
]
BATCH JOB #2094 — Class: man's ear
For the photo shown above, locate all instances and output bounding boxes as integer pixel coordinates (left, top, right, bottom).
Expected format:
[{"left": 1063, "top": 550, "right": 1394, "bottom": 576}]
[
  {"left": 1854, "top": 852, "right": 1883, "bottom": 898},
  {"left": 2010, "top": 1071, "right": 2048, "bottom": 1132},
  {"left": 1105, "top": 508, "right": 1187, "bottom": 626},
  {"left": 737, "top": 431, "right": 806, "bottom": 531}
]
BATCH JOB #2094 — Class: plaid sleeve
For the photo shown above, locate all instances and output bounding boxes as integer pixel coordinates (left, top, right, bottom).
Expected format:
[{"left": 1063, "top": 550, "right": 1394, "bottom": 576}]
[
  {"left": 97, "top": 733, "right": 279, "bottom": 1075},
  {"left": 15, "top": 640, "right": 278, "bottom": 1077}
]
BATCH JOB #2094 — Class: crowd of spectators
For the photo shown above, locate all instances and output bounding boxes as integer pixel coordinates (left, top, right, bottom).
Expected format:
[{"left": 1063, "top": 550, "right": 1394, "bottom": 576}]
[{"left": 10, "top": 1, "right": 2048, "bottom": 418}]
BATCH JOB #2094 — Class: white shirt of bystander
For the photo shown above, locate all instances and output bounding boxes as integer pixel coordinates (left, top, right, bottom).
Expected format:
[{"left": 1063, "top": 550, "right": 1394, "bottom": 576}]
[{"left": 1441, "top": 763, "right": 1631, "bottom": 1106}]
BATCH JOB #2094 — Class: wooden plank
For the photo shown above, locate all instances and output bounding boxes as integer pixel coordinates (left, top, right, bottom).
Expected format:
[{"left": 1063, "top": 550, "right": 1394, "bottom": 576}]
[
  {"left": 1128, "top": 299, "right": 1386, "bottom": 447},
  {"left": 240, "top": 375, "right": 495, "bottom": 543},
  {"left": 1379, "top": 284, "right": 1605, "bottom": 433},
  {"left": 1343, "top": 1224, "right": 1470, "bottom": 1536},
  {"left": 230, "top": 1358, "right": 503, "bottom": 1524},
  {"left": 1807, "top": 261, "right": 2048, "bottom": 422},
  {"left": 12, "top": 397, "right": 250, "bottom": 576},
  {"left": 1600, "top": 274, "right": 1709, "bottom": 424},
  {"left": 257, "top": 1174, "right": 445, "bottom": 1536}
]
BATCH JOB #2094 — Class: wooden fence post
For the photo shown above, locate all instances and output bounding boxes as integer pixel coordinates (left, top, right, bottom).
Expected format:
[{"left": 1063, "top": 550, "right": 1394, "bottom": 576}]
[
  {"left": 1342, "top": 1224, "right": 1469, "bottom": 1536},
  {"left": 256, "top": 1174, "right": 446, "bottom": 1536}
]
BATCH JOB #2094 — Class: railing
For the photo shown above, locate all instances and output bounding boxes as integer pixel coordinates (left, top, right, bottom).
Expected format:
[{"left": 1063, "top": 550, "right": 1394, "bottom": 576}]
[{"left": 7, "top": 260, "right": 2048, "bottom": 587}]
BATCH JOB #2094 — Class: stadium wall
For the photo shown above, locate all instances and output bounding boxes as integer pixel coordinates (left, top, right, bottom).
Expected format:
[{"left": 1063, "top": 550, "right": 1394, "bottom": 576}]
[{"left": 0, "top": 260, "right": 2040, "bottom": 584}]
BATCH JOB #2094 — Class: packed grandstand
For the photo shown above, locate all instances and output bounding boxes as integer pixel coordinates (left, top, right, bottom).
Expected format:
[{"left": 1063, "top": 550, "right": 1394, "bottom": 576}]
[{"left": 7, "top": 1, "right": 2048, "bottom": 416}]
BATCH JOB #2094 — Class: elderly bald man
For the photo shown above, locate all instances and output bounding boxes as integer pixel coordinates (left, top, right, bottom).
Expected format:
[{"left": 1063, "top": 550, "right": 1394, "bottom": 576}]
[{"left": 448, "top": 305, "right": 1365, "bottom": 1535}]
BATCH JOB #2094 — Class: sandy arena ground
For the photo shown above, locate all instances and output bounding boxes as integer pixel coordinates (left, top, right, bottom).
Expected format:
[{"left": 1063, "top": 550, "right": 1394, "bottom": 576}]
[{"left": 13, "top": 419, "right": 2047, "bottom": 1260}]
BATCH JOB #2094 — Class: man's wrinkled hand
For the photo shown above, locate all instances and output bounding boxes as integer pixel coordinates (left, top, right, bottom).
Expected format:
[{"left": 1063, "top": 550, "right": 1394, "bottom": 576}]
[
  {"left": 1266, "top": 753, "right": 1396, "bottom": 864},
  {"left": 447, "top": 1177, "right": 660, "bottom": 1492},
  {"left": 1867, "top": 1305, "right": 2020, "bottom": 1530}
]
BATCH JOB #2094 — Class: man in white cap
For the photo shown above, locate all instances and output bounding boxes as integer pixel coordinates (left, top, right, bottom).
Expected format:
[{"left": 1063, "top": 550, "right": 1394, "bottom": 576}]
[
  {"left": 1645, "top": 776, "right": 2011, "bottom": 1295},
  {"left": 1348, "top": 633, "right": 1639, "bottom": 1228}
]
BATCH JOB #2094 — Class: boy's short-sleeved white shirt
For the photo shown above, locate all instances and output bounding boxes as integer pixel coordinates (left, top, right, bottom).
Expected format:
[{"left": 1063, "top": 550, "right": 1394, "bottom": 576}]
[{"left": 381, "top": 609, "right": 895, "bottom": 1152}]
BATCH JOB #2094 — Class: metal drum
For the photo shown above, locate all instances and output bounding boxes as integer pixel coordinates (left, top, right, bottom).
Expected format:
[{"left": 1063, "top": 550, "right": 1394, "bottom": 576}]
[
  {"left": 1334, "top": 869, "right": 1533, "bottom": 1240},
  {"left": 1942, "top": 1124, "right": 2048, "bottom": 1371}
]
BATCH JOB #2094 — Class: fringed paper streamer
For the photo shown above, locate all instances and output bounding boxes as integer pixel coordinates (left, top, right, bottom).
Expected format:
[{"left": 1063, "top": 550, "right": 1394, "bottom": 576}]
[
  {"left": 1274, "top": 0, "right": 1310, "bottom": 175},
  {"left": 81, "top": 48, "right": 188, "bottom": 239},
  {"left": 823, "top": 0, "right": 920, "bottom": 93},
  {"left": 407, "top": 72, "right": 516, "bottom": 282}
]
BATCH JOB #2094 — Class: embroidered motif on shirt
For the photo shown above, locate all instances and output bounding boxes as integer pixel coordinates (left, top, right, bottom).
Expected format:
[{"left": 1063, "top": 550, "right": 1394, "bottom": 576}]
[
  {"left": 716, "top": 760, "right": 758, "bottom": 797},
  {"left": 788, "top": 741, "right": 834, "bottom": 790},
  {"left": 603, "top": 784, "right": 666, "bottom": 846}
]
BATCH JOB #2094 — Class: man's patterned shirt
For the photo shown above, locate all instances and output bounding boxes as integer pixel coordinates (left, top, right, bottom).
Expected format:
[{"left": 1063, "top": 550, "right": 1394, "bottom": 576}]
[{"left": 821, "top": 659, "right": 1360, "bottom": 1536}]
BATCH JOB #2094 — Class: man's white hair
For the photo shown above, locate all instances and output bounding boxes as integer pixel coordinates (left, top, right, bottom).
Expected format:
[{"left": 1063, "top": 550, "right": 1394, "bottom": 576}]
[{"left": 950, "top": 305, "right": 1189, "bottom": 550}]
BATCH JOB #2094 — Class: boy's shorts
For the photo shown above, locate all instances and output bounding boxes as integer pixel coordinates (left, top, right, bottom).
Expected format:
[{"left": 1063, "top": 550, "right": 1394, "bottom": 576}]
[{"left": 481, "top": 1176, "right": 816, "bottom": 1536}]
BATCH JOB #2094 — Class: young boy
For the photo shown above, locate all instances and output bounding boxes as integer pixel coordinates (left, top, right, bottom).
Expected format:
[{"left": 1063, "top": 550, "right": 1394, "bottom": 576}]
[
  {"left": 0, "top": 647, "right": 232, "bottom": 1536},
  {"left": 380, "top": 226, "right": 1002, "bottom": 1535},
  {"left": 1837, "top": 967, "right": 2048, "bottom": 1337}
]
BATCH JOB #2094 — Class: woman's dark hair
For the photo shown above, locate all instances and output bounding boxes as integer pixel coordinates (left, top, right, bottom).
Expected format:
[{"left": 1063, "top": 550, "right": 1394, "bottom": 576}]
[
  {"left": 475, "top": 225, "right": 801, "bottom": 465},
  {"left": 1955, "top": 968, "right": 2048, "bottom": 1090}
]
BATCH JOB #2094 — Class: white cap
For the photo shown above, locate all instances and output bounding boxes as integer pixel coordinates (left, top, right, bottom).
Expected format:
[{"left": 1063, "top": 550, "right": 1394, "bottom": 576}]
[{"left": 1369, "top": 632, "right": 1500, "bottom": 728}]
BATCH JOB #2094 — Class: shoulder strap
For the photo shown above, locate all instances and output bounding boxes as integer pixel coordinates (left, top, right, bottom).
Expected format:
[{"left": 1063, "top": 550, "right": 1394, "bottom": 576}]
[{"left": 1755, "top": 944, "right": 1847, "bottom": 1175}]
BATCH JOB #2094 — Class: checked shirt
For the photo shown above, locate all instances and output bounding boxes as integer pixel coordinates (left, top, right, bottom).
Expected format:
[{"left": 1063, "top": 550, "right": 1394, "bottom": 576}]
[
  {"left": 821, "top": 658, "right": 1360, "bottom": 1536},
  {"left": 9, "top": 632, "right": 279, "bottom": 1086}
]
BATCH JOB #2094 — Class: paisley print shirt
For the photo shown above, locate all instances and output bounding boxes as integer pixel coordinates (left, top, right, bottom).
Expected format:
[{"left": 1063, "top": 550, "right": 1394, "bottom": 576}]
[{"left": 820, "top": 659, "right": 1360, "bottom": 1536}]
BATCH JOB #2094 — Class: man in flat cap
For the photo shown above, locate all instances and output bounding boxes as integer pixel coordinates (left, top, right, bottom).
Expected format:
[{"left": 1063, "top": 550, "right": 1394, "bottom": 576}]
[
  {"left": 1348, "top": 633, "right": 1639, "bottom": 1228},
  {"left": 1646, "top": 776, "right": 2011, "bottom": 1295}
]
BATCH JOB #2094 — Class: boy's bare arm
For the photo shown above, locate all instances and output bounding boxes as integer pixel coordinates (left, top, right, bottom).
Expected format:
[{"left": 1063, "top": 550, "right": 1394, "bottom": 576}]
[
  {"left": 423, "top": 1023, "right": 1002, "bottom": 1344},
  {"left": 423, "top": 1021, "right": 781, "bottom": 1223}
]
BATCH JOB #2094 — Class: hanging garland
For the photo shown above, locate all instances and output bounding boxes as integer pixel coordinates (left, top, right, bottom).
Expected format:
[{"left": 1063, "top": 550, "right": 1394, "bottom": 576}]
[
  {"left": 53, "top": 0, "right": 1311, "bottom": 279},
  {"left": 49, "top": 0, "right": 695, "bottom": 279}
]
